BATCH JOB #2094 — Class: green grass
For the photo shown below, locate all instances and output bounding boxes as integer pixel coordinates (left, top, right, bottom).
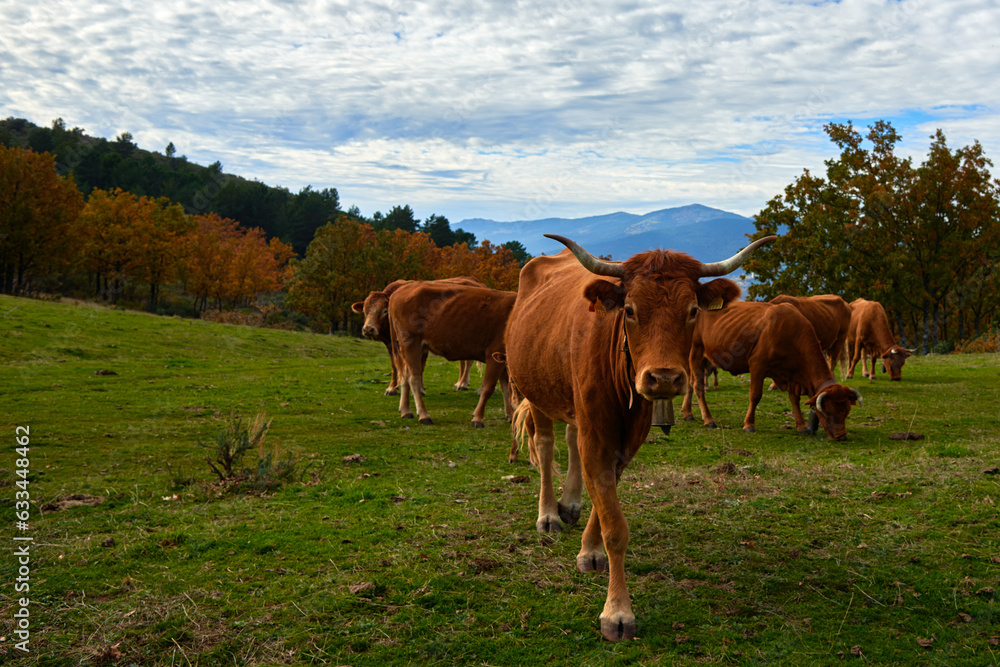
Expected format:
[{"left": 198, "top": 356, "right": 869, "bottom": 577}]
[{"left": 1, "top": 294, "right": 998, "bottom": 665}]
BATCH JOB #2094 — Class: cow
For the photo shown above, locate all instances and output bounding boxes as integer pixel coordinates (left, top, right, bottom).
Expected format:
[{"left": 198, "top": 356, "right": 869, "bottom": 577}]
[
  {"left": 769, "top": 294, "right": 852, "bottom": 371},
  {"left": 351, "top": 277, "right": 482, "bottom": 395},
  {"left": 390, "top": 280, "right": 516, "bottom": 427},
  {"left": 681, "top": 301, "right": 862, "bottom": 440},
  {"left": 845, "top": 298, "right": 914, "bottom": 381},
  {"left": 503, "top": 233, "right": 775, "bottom": 641}
]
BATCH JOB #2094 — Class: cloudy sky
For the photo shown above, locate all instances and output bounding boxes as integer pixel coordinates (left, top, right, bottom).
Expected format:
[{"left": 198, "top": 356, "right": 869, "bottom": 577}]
[{"left": 2, "top": 0, "right": 998, "bottom": 224}]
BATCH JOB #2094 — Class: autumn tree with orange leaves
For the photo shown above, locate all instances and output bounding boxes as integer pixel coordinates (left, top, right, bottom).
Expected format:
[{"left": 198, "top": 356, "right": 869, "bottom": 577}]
[
  {"left": 77, "top": 188, "right": 191, "bottom": 308},
  {"left": 182, "top": 213, "right": 293, "bottom": 312},
  {"left": 0, "top": 145, "right": 84, "bottom": 294},
  {"left": 287, "top": 215, "right": 522, "bottom": 333}
]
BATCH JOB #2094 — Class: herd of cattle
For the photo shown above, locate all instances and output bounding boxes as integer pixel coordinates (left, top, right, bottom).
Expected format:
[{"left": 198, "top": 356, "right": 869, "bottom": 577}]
[{"left": 351, "top": 235, "right": 914, "bottom": 642}]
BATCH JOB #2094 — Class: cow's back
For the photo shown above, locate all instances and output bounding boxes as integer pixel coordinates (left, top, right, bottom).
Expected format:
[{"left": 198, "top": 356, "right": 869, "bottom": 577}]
[
  {"left": 505, "top": 250, "right": 604, "bottom": 425},
  {"left": 771, "top": 294, "right": 851, "bottom": 355},
  {"left": 391, "top": 281, "right": 514, "bottom": 362},
  {"left": 849, "top": 298, "right": 890, "bottom": 345}
]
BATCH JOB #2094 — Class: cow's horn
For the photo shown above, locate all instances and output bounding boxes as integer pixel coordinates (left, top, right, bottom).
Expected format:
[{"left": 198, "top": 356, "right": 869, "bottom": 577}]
[
  {"left": 545, "top": 234, "right": 625, "bottom": 277},
  {"left": 851, "top": 388, "right": 863, "bottom": 406},
  {"left": 698, "top": 235, "right": 778, "bottom": 277},
  {"left": 815, "top": 392, "right": 827, "bottom": 417}
]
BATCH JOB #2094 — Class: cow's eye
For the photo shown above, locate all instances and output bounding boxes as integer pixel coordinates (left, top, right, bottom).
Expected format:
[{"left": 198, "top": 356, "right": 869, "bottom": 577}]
[
  {"left": 624, "top": 305, "right": 635, "bottom": 318},
  {"left": 689, "top": 306, "right": 699, "bottom": 321}
]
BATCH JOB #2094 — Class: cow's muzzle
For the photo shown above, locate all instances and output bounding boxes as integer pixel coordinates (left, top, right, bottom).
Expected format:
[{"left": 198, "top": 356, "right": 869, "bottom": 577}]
[
  {"left": 362, "top": 325, "right": 378, "bottom": 338},
  {"left": 637, "top": 368, "right": 686, "bottom": 400}
]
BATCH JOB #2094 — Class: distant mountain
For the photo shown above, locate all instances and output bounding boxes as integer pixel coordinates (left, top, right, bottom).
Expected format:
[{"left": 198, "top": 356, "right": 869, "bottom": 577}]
[{"left": 457, "top": 204, "right": 758, "bottom": 264}]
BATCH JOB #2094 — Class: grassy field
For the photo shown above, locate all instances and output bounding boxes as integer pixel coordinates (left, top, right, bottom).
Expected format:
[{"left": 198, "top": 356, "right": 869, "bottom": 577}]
[{"left": 0, "top": 293, "right": 998, "bottom": 666}]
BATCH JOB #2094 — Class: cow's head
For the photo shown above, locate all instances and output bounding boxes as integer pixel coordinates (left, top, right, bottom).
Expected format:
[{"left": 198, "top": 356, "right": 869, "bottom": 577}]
[
  {"left": 547, "top": 234, "right": 776, "bottom": 402},
  {"left": 351, "top": 291, "right": 390, "bottom": 339},
  {"left": 807, "top": 384, "right": 862, "bottom": 441},
  {"left": 881, "top": 346, "right": 912, "bottom": 381}
]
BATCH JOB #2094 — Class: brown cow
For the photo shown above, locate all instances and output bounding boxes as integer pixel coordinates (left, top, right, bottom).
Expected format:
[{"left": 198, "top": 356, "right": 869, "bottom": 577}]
[
  {"left": 682, "top": 301, "right": 862, "bottom": 440},
  {"left": 504, "top": 233, "right": 775, "bottom": 641},
  {"left": 351, "top": 277, "right": 482, "bottom": 395},
  {"left": 769, "top": 294, "right": 852, "bottom": 371},
  {"left": 845, "top": 298, "right": 913, "bottom": 381},
  {"left": 390, "top": 280, "right": 515, "bottom": 427}
]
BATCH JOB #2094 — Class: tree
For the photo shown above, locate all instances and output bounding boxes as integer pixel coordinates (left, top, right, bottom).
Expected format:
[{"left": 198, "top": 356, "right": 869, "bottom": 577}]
[
  {"left": 0, "top": 145, "right": 85, "bottom": 294},
  {"left": 502, "top": 240, "right": 532, "bottom": 266},
  {"left": 183, "top": 213, "right": 243, "bottom": 312},
  {"left": 421, "top": 214, "right": 455, "bottom": 247},
  {"left": 129, "top": 196, "right": 191, "bottom": 311},
  {"left": 286, "top": 186, "right": 340, "bottom": 255},
  {"left": 165, "top": 142, "right": 176, "bottom": 158},
  {"left": 745, "top": 120, "right": 1000, "bottom": 351},
  {"left": 377, "top": 205, "right": 418, "bottom": 233},
  {"left": 285, "top": 216, "right": 376, "bottom": 333}
]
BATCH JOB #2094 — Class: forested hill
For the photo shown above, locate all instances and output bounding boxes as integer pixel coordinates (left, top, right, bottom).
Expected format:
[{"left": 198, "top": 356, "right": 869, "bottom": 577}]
[{"left": 0, "top": 117, "right": 339, "bottom": 255}]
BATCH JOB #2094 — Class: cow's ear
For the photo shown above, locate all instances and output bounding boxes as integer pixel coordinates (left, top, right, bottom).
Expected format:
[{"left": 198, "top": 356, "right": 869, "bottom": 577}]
[
  {"left": 696, "top": 279, "right": 741, "bottom": 310},
  {"left": 583, "top": 279, "right": 624, "bottom": 314},
  {"left": 351, "top": 302, "right": 365, "bottom": 314}
]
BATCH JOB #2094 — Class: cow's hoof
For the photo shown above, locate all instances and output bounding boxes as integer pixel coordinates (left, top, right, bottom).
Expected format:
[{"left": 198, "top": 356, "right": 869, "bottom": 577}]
[
  {"left": 454, "top": 385, "right": 469, "bottom": 391},
  {"left": 600, "top": 613, "right": 636, "bottom": 642},
  {"left": 706, "top": 422, "right": 718, "bottom": 429},
  {"left": 471, "top": 420, "right": 485, "bottom": 429},
  {"left": 577, "top": 551, "right": 607, "bottom": 573},
  {"left": 798, "top": 427, "right": 815, "bottom": 435},
  {"left": 419, "top": 417, "right": 433, "bottom": 425},
  {"left": 508, "top": 454, "right": 518, "bottom": 463},
  {"left": 743, "top": 426, "right": 756, "bottom": 434},
  {"left": 401, "top": 413, "right": 414, "bottom": 419},
  {"left": 683, "top": 415, "right": 696, "bottom": 422},
  {"left": 558, "top": 501, "right": 581, "bottom": 526},
  {"left": 385, "top": 388, "right": 399, "bottom": 397},
  {"left": 536, "top": 515, "right": 563, "bottom": 534}
]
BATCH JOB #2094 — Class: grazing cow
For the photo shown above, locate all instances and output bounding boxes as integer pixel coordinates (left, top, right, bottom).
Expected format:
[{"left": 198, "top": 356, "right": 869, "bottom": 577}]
[
  {"left": 682, "top": 301, "right": 862, "bottom": 440},
  {"left": 845, "top": 298, "right": 914, "bottom": 381},
  {"left": 769, "top": 294, "right": 852, "bottom": 371},
  {"left": 352, "top": 277, "right": 482, "bottom": 395},
  {"left": 504, "top": 233, "right": 775, "bottom": 641},
  {"left": 390, "top": 280, "right": 516, "bottom": 427}
]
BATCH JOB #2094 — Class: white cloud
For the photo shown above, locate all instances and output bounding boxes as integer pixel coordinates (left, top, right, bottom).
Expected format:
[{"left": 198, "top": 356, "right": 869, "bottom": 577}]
[{"left": 2, "top": 0, "right": 998, "bottom": 223}]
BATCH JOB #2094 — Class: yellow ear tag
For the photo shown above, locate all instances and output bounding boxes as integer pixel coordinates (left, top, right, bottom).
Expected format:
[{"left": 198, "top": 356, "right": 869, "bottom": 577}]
[
  {"left": 708, "top": 298, "right": 724, "bottom": 311},
  {"left": 594, "top": 300, "right": 607, "bottom": 317}
]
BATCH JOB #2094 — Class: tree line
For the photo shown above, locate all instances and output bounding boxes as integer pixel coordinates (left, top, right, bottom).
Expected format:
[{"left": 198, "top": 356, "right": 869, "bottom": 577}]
[
  {"left": 0, "top": 139, "right": 524, "bottom": 332},
  {"left": 744, "top": 121, "right": 1000, "bottom": 353}
]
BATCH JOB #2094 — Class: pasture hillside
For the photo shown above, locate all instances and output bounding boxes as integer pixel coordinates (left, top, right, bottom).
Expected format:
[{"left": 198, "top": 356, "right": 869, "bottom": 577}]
[{"left": 0, "top": 294, "right": 998, "bottom": 666}]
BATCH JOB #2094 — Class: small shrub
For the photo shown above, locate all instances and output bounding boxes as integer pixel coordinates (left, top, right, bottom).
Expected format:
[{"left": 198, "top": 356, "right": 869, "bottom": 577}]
[
  {"left": 197, "top": 412, "right": 308, "bottom": 495},
  {"left": 931, "top": 339, "right": 955, "bottom": 355}
]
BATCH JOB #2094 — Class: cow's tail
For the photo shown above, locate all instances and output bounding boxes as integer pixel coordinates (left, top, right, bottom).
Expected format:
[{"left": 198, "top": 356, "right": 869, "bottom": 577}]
[{"left": 510, "top": 399, "right": 538, "bottom": 468}]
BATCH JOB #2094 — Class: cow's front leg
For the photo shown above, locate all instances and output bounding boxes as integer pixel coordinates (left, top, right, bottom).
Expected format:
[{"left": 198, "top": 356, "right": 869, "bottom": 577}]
[
  {"left": 384, "top": 342, "right": 400, "bottom": 396},
  {"left": 743, "top": 372, "right": 765, "bottom": 433},
  {"left": 558, "top": 424, "right": 583, "bottom": 526},
  {"left": 454, "top": 360, "right": 472, "bottom": 391},
  {"left": 788, "top": 389, "right": 811, "bottom": 434},
  {"left": 531, "top": 410, "right": 562, "bottom": 533},
  {"left": 398, "top": 343, "right": 432, "bottom": 424},
  {"left": 397, "top": 374, "right": 414, "bottom": 419},
  {"left": 470, "top": 359, "right": 503, "bottom": 427},
  {"left": 580, "top": 438, "right": 635, "bottom": 642},
  {"left": 693, "top": 367, "right": 717, "bottom": 428},
  {"left": 576, "top": 507, "right": 606, "bottom": 572}
]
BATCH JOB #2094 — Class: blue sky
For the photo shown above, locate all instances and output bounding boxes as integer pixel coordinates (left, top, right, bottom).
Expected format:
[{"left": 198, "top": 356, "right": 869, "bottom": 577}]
[{"left": 2, "top": 0, "right": 998, "bottom": 224}]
